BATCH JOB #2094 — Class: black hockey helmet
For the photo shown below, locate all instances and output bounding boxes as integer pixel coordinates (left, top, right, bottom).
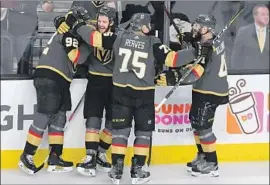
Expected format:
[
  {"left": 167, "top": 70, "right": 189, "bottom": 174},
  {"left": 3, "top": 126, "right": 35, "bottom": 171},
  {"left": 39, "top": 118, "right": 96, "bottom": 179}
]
[
  {"left": 193, "top": 14, "right": 216, "bottom": 31},
  {"left": 98, "top": 6, "right": 116, "bottom": 22},
  {"left": 130, "top": 13, "right": 151, "bottom": 32}
]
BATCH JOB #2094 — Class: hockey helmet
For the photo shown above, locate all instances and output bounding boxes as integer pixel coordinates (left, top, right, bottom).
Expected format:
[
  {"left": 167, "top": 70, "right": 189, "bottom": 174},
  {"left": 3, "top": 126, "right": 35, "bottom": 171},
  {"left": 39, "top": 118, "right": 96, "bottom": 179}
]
[
  {"left": 98, "top": 6, "right": 116, "bottom": 22},
  {"left": 70, "top": 5, "right": 91, "bottom": 22},
  {"left": 193, "top": 14, "right": 216, "bottom": 32},
  {"left": 130, "top": 13, "right": 151, "bottom": 32}
]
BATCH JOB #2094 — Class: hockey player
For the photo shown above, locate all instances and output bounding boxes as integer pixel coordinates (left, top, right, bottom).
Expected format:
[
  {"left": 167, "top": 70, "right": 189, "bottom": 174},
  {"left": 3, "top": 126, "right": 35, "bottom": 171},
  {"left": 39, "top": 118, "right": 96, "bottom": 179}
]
[
  {"left": 18, "top": 11, "right": 91, "bottom": 175},
  {"left": 74, "top": 6, "right": 117, "bottom": 177},
  {"left": 157, "top": 14, "right": 229, "bottom": 177},
  {"left": 57, "top": 1, "right": 116, "bottom": 78},
  {"left": 61, "top": 9, "right": 211, "bottom": 183},
  {"left": 75, "top": 13, "right": 160, "bottom": 184},
  {"left": 58, "top": 1, "right": 116, "bottom": 34}
]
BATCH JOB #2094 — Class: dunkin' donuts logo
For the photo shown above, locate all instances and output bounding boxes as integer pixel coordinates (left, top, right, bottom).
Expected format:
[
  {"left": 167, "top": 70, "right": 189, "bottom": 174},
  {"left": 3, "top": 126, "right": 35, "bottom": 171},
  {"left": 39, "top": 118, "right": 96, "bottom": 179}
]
[
  {"left": 227, "top": 79, "right": 265, "bottom": 134},
  {"left": 155, "top": 103, "right": 191, "bottom": 125},
  {"left": 154, "top": 103, "right": 193, "bottom": 134}
]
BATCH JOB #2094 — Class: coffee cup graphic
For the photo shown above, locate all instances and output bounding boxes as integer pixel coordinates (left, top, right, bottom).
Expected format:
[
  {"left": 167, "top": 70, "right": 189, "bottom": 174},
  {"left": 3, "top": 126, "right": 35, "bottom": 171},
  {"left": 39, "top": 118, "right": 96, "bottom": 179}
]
[{"left": 229, "top": 92, "right": 260, "bottom": 134}]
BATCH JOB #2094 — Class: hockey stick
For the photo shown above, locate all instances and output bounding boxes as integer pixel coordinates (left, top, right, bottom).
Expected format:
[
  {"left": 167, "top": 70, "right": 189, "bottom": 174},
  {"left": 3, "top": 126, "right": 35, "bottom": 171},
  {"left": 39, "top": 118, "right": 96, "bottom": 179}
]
[
  {"left": 30, "top": 147, "right": 52, "bottom": 174},
  {"left": 162, "top": 4, "right": 183, "bottom": 45},
  {"left": 64, "top": 92, "right": 86, "bottom": 130},
  {"left": 155, "top": 2, "right": 245, "bottom": 112},
  {"left": 32, "top": 162, "right": 45, "bottom": 174},
  {"left": 208, "top": 1, "right": 218, "bottom": 15},
  {"left": 68, "top": 92, "right": 85, "bottom": 122},
  {"left": 155, "top": 57, "right": 204, "bottom": 112},
  {"left": 147, "top": 136, "right": 152, "bottom": 167},
  {"left": 33, "top": 92, "right": 86, "bottom": 173}
]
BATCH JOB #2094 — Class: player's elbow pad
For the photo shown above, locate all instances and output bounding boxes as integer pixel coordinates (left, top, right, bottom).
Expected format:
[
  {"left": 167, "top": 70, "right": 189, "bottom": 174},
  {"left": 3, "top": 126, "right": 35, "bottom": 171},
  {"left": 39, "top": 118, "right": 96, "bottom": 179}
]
[
  {"left": 181, "top": 64, "right": 204, "bottom": 84},
  {"left": 67, "top": 49, "right": 80, "bottom": 64}
]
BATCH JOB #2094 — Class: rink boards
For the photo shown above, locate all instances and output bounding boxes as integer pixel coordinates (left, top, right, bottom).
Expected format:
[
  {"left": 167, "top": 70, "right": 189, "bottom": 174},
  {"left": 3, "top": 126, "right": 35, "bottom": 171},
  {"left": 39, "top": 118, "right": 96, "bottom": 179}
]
[{"left": 1, "top": 75, "right": 269, "bottom": 169}]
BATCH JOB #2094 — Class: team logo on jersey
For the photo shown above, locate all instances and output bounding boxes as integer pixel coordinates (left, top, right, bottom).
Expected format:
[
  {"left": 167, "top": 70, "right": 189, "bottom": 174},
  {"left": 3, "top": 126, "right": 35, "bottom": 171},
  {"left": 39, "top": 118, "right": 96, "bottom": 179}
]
[
  {"left": 94, "top": 48, "right": 113, "bottom": 65},
  {"left": 91, "top": 1, "right": 106, "bottom": 7}
]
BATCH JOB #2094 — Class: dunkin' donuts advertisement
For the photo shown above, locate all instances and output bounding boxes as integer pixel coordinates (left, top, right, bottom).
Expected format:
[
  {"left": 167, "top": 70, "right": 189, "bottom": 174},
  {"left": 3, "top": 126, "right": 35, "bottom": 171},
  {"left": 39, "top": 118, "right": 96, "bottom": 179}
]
[{"left": 227, "top": 78, "right": 269, "bottom": 135}]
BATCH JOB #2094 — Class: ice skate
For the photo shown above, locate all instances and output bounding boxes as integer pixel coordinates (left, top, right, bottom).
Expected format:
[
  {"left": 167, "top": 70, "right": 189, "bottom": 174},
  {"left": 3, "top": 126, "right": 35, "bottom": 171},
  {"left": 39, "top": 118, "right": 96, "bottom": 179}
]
[
  {"left": 96, "top": 152, "right": 111, "bottom": 172},
  {"left": 108, "top": 159, "right": 124, "bottom": 184},
  {"left": 191, "top": 160, "right": 219, "bottom": 177},
  {"left": 18, "top": 153, "right": 38, "bottom": 175},
  {"left": 47, "top": 153, "right": 73, "bottom": 173},
  {"left": 76, "top": 154, "right": 97, "bottom": 177},
  {"left": 130, "top": 157, "right": 150, "bottom": 184},
  {"left": 186, "top": 153, "right": 206, "bottom": 172}
]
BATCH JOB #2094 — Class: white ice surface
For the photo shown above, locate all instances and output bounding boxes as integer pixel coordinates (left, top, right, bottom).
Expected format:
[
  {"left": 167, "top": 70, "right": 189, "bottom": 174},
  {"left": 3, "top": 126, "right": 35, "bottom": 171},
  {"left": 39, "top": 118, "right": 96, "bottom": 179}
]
[{"left": 1, "top": 162, "right": 269, "bottom": 184}]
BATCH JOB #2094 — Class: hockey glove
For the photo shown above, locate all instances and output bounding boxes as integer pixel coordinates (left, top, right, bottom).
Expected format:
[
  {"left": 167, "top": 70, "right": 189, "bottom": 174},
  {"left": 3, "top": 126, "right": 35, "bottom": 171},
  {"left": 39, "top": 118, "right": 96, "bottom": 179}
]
[
  {"left": 182, "top": 32, "right": 194, "bottom": 43},
  {"left": 54, "top": 16, "right": 70, "bottom": 34},
  {"left": 156, "top": 69, "right": 182, "bottom": 86},
  {"left": 181, "top": 63, "right": 205, "bottom": 84},
  {"left": 153, "top": 43, "right": 172, "bottom": 66},
  {"left": 65, "top": 11, "right": 86, "bottom": 34}
]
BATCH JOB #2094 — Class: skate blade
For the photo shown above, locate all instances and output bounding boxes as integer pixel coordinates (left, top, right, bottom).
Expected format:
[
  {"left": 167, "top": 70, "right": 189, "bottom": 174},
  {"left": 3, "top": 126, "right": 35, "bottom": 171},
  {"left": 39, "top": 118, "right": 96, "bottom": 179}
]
[
  {"left": 47, "top": 165, "right": 73, "bottom": 173},
  {"left": 110, "top": 178, "right": 121, "bottom": 184},
  {"left": 18, "top": 161, "right": 35, "bottom": 175},
  {"left": 131, "top": 177, "right": 150, "bottom": 184},
  {"left": 97, "top": 164, "right": 111, "bottom": 173},
  {"left": 191, "top": 170, "right": 219, "bottom": 177},
  {"left": 76, "top": 167, "right": 96, "bottom": 177}
]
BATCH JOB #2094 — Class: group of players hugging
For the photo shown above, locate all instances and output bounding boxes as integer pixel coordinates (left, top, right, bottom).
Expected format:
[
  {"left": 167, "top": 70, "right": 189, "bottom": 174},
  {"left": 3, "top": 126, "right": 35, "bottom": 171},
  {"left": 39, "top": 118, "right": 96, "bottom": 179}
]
[{"left": 17, "top": 1, "right": 229, "bottom": 184}]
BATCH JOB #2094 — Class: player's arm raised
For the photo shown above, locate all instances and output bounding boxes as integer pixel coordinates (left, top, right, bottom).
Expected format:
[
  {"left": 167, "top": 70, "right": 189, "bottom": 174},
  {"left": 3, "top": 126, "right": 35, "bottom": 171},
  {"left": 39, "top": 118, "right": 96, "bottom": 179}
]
[
  {"left": 62, "top": 8, "right": 117, "bottom": 50},
  {"left": 153, "top": 43, "right": 196, "bottom": 67},
  {"left": 76, "top": 26, "right": 117, "bottom": 50},
  {"left": 153, "top": 42, "right": 212, "bottom": 68},
  {"left": 61, "top": 33, "right": 91, "bottom": 70},
  {"left": 62, "top": 33, "right": 81, "bottom": 64}
]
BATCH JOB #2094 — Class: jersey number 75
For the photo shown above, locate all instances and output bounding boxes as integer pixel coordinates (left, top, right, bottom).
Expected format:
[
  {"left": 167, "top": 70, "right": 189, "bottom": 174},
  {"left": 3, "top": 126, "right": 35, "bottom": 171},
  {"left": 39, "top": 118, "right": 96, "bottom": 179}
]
[{"left": 119, "top": 48, "right": 148, "bottom": 79}]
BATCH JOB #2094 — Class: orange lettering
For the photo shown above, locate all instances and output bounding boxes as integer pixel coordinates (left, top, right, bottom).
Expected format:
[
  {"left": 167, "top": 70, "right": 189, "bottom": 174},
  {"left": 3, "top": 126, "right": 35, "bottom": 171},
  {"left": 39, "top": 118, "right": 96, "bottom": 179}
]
[
  {"left": 185, "top": 104, "right": 191, "bottom": 113},
  {"left": 162, "top": 104, "right": 172, "bottom": 114},
  {"left": 154, "top": 104, "right": 160, "bottom": 113},
  {"left": 173, "top": 104, "right": 184, "bottom": 114}
]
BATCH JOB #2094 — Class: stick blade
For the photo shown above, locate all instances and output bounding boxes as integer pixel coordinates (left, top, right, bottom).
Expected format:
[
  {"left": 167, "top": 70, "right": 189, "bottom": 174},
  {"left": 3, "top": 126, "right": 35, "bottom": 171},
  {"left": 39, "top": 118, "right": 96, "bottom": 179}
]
[{"left": 34, "top": 163, "right": 45, "bottom": 174}]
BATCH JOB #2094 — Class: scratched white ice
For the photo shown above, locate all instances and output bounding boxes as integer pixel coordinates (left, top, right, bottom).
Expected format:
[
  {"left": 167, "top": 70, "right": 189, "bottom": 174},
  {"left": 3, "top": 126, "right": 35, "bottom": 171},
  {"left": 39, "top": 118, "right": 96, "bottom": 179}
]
[{"left": 1, "top": 162, "right": 269, "bottom": 184}]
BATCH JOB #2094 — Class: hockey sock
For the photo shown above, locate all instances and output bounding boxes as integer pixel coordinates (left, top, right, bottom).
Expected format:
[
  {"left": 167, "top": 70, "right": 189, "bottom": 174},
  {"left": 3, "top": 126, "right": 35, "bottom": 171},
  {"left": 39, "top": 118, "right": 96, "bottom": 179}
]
[
  {"left": 194, "top": 131, "right": 203, "bottom": 153},
  {"left": 24, "top": 142, "right": 39, "bottom": 156},
  {"left": 48, "top": 125, "right": 64, "bottom": 156},
  {"left": 133, "top": 134, "right": 150, "bottom": 166},
  {"left": 111, "top": 154, "right": 125, "bottom": 166},
  {"left": 85, "top": 129, "right": 100, "bottom": 154},
  {"left": 205, "top": 151, "right": 218, "bottom": 164},
  {"left": 199, "top": 132, "right": 218, "bottom": 164},
  {"left": 98, "top": 128, "right": 112, "bottom": 153},
  {"left": 49, "top": 144, "right": 63, "bottom": 156},
  {"left": 111, "top": 128, "right": 130, "bottom": 165},
  {"left": 111, "top": 140, "right": 127, "bottom": 165},
  {"left": 23, "top": 126, "right": 44, "bottom": 155}
]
